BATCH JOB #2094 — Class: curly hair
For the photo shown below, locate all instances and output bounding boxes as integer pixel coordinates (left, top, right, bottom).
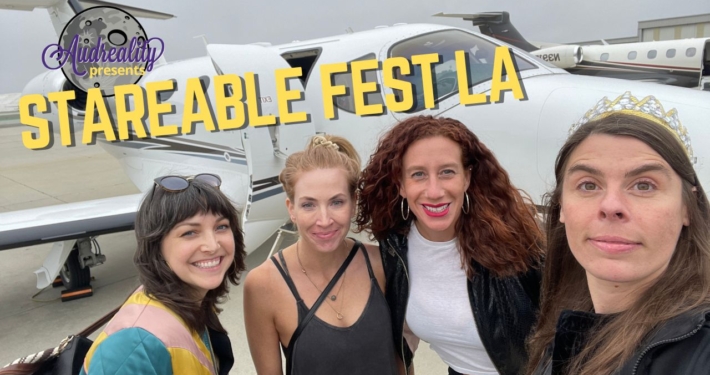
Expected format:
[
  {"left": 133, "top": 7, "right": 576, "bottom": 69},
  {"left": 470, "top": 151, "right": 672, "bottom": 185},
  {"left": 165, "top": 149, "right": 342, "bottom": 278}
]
[
  {"left": 134, "top": 178, "right": 247, "bottom": 334},
  {"left": 356, "top": 115, "right": 543, "bottom": 278}
]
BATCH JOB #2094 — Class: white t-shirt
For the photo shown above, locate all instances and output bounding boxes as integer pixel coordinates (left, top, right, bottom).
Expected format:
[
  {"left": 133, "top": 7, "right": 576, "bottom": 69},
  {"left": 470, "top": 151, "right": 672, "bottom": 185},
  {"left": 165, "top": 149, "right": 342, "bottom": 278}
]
[{"left": 405, "top": 223, "right": 498, "bottom": 375}]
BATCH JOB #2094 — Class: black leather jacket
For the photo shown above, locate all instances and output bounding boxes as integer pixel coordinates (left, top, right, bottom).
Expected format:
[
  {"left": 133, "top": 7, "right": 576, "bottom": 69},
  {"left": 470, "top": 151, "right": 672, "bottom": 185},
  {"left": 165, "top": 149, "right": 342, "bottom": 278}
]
[
  {"left": 536, "top": 307, "right": 710, "bottom": 375},
  {"left": 379, "top": 232, "right": 542, "bottom": 375}
]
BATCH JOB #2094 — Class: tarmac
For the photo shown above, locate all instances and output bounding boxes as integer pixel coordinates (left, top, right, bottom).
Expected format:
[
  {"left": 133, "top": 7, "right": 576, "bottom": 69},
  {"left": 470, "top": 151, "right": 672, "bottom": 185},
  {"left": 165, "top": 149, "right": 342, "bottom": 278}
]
[{"left": 0, "top": 124, "right": 447, "bottom": 374}]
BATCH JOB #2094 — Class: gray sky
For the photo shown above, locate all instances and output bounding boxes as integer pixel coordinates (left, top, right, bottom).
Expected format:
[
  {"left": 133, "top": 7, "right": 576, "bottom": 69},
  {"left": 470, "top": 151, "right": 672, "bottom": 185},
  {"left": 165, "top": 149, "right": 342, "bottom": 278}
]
[{"left": 1, "top": 0, "right": 709, "bottom": 94}]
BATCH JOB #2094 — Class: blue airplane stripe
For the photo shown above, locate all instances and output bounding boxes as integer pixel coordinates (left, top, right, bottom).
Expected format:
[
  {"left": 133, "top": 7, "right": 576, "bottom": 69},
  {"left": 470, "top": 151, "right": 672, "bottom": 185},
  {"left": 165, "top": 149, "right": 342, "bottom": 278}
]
[
  {"left": 253, "top": 186, "right": 285, "bottom": 202},
  {"left": 171, "top": 152, "right": 247, "bottom": 165}
]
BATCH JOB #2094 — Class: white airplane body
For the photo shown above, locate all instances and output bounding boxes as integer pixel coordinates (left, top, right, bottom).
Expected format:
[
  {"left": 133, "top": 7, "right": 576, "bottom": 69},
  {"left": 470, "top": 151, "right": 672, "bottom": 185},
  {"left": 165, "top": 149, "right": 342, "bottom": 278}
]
[
  {"left": 2, "top": 2, "right": 710, "bottom": 295},
  {"left": 441, "top": 11, "right": 710, "bottom": 90},
  {"left": 543, "top": 39, "right": 710, "bottom": 89}
]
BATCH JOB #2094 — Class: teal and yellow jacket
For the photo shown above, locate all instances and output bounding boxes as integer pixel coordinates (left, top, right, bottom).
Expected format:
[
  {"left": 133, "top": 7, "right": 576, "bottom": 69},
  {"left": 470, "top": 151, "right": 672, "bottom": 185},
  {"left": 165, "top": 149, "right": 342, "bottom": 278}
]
[{"left": 81, "top": 288, "right": 233, "bottom": 375}]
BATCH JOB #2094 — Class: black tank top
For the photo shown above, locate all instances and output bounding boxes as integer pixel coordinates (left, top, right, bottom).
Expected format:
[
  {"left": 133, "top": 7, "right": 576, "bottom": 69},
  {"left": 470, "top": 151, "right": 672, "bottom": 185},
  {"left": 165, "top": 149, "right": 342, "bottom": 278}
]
[{"left": 271, "top": 241, "right": 398, "bottom": 375}]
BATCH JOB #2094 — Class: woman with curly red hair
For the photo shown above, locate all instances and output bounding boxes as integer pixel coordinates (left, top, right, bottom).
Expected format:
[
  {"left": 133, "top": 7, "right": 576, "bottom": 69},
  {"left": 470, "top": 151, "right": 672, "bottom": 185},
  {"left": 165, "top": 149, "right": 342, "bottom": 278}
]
[{"left": 356, "top": 115, "right": 544, "bottom": 375}]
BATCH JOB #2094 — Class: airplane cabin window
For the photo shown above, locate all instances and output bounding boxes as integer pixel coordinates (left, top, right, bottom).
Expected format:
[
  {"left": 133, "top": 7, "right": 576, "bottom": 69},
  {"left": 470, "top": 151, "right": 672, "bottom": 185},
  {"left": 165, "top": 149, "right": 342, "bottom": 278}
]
[
  {"left": 332, "top": 53, "right": 385, "bottom": 114},
  {"left": 282, "top": 48, "right": 322, "bottom": 87},
  {"left": 600, "top": 53, "right": 609, "bottom": 61},
  {"left": 686, "top": 48, "right": 697, "bottom": 57},
  {"left": 628, "top": 51, "right": 637, "bottom": 60},
  {"left": 389, "top": 30, "right": 536, "bottom": 112},
  {"left": 647, "top": 50, "right": 657, "bottom": 59},
  {"left": 667, "top": 49, "right": 676, "bottom": 58}
]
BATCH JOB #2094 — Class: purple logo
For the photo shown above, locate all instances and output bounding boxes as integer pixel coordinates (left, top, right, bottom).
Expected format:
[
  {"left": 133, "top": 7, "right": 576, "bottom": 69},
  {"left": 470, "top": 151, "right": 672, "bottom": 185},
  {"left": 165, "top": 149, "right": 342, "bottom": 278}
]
[{"left": 41, "top": 6, "right": 165, "bottom": 97}]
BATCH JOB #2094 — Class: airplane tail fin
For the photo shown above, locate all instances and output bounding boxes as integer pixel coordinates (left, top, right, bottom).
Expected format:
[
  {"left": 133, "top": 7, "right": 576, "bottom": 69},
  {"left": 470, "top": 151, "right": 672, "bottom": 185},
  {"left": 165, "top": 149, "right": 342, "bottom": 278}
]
[
  {"left": 0, "top": 0, "right": 174, "bottom": 41},
  {"left": 433, "top": 11, "right": 539, "bottom": 52}
]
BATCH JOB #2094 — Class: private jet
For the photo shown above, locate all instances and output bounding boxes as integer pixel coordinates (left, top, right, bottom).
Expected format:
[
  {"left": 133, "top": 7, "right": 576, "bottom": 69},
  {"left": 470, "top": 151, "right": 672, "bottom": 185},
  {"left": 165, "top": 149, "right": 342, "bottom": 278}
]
[
  {"left": 438, "top": 11, "right": 710, "bottom": 89},
  {"left": 1, "top": 0, "right": 709, "bottom": 299}
]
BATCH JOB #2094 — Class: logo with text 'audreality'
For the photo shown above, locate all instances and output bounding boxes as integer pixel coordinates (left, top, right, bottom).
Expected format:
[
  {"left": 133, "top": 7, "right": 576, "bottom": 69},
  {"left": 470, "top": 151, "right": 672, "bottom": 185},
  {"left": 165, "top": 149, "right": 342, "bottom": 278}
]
[{"left": 41, "top": 6, "right": 165, "bottom": 96}]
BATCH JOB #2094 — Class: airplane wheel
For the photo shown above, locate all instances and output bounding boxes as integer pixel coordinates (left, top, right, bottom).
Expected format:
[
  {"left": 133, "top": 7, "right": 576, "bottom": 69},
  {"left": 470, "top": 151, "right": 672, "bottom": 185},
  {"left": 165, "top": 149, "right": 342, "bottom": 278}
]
[{"left": 60, "top": 248, "right": 91, "bottom": 290}]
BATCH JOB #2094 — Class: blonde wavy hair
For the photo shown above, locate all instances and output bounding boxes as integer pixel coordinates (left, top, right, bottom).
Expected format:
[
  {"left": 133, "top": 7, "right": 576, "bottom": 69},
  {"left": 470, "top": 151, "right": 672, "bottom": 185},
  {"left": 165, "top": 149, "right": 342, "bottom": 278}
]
[{"left": 279, "top": 135, "right": 361, "bottom": 201}]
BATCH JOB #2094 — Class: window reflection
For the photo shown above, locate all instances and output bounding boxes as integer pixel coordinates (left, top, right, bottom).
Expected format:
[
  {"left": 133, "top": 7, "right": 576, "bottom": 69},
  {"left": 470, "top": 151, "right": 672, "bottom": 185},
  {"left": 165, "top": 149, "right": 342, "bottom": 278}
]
[
  {"left": 389, "top": 30, "right": 536, "bottom": 112},
  {"left": 332, "top": 53, "right": 384, "bottom": 113}
]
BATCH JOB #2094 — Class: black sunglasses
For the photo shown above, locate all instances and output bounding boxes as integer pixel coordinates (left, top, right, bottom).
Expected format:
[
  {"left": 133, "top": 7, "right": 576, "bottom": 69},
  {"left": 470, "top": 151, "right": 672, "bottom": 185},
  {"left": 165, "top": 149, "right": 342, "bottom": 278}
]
[{"left": 153, "top": 173, "right": 222, "bottom": 193}]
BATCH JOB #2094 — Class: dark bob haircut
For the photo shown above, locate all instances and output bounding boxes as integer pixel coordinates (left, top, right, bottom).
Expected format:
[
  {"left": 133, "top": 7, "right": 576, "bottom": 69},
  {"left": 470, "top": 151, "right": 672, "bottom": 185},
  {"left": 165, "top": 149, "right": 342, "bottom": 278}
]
[{"left": 133, "top": 177, "right": 247, "bottom": 333}]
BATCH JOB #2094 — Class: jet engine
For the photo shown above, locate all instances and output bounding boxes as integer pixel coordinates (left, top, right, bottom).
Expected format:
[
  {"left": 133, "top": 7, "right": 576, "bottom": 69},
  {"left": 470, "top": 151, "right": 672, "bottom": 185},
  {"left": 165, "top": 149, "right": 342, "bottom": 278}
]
[
  {"left": 532, "top": 45, "right": 584, "bottom": 69},
  {"left": 21, "top": 70, "right": 87, "bottom": 133}
]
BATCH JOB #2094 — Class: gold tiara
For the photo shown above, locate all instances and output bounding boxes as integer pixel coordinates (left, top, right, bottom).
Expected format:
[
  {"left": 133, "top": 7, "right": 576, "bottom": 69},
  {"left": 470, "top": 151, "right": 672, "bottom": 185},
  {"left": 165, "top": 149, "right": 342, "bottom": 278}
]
[{"left": 570, "top": 91, "right": 694, "bottom": 164}]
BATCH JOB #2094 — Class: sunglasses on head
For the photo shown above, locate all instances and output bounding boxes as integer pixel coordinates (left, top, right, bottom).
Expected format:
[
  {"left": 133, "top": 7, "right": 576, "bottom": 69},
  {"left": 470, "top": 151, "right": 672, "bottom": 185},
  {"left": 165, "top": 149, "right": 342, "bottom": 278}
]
[{"left": 153, "top": 173, "right": 222, "bottom": 193}]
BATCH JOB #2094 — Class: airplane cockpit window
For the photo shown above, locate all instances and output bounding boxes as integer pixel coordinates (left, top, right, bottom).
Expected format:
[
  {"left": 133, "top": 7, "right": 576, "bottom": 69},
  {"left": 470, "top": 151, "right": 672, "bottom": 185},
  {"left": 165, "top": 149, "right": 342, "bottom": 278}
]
[
  {"left": 648, "top": 50, "right": 657, "bottom": 59},
  {"left": 667, "top": 49, "right": 676, "bottom": 58},
  {"left": 628, "top": 51, "right": 637, "bottom": 60},
  {"left": 600, "top": 53, "right": 610, "bottom": 61},
  {"left": 389, "top": 30, "right": 536, "bottom": 112},
  {"left": 332, "top": 53, "right": 385, "bottom": 113},
  {"left": 686, "top": 48, "right": 697, "bottom": 57}
]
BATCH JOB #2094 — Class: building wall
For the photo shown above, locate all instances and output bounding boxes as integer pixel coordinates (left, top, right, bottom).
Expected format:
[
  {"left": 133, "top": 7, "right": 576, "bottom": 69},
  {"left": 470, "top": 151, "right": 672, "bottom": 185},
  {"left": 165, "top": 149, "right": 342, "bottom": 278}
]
[
  {"left": 640, "top": 14, "right": 710, "bottom": 41},
  {"left": 571, "top": 13, "right": 710, "bottom": 45}
]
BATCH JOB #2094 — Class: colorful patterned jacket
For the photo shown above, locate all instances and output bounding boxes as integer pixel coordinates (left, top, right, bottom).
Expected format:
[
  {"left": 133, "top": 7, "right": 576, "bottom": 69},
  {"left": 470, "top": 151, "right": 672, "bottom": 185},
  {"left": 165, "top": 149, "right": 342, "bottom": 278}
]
[{"left": 81, "top": 287, "right": 233, "bottom": 375}]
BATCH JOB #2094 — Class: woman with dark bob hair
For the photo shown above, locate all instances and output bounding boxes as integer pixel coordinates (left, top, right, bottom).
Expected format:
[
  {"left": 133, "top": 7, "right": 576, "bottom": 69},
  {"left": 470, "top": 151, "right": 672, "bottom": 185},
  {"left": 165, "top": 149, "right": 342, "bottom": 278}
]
[
  {"left": 527, "top": 93, "right": 710, "bottom": 375},
  {"left": 356, "top": 115, "right": 545, "bottom": 375},
  {"left": 80, "top": 173, "right": 247, "bottom": 375}
]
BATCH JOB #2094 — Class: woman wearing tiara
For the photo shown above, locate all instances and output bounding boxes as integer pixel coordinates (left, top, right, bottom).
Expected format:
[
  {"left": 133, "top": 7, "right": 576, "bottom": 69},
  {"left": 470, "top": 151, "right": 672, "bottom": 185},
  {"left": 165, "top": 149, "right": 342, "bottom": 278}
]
[
  {"left": 243, "top": 135, "right": 397, "bottom": 375},
  {"left": 527, "top": 93, "right": 710, "bottom": 375}
]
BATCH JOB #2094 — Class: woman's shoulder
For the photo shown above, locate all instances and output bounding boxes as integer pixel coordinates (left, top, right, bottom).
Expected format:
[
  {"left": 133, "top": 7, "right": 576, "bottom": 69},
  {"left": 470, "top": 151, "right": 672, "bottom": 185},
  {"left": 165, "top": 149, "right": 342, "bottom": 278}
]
[
  {"left": 243, "top": 250, "right": 290, "bottom": 300},
  {"left": 625, "top": 307, "right": 710, "bottom": 374},
  {"left": 361, "top": 241, "right": 380, "bottom": 258},
  {"left": 84, "top": 327, "right": 172, "bottom": 375}
]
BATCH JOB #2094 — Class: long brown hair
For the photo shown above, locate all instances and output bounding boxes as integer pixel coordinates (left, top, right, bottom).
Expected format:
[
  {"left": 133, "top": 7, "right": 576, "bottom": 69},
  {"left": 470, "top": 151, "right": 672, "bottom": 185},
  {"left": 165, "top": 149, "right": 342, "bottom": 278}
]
[
  {"left": 527, "top": 113, "right": 710, "bottom": 374},
  {"left": 134, "top": 178, "right": 247, "bottom": 334},
  {"left": 356, "top": 115, "right": 543, "bottom": 278}
]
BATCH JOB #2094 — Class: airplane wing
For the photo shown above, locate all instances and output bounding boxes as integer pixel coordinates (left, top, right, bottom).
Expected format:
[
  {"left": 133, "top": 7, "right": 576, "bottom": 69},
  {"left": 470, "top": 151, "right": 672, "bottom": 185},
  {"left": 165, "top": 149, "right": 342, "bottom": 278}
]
[
  {"left": 0, "top": 1, "right": 175, "bottom": 20},
  {"left": 0, "top": 93, "right": 20, "bottom": 128},
  {"left": 0, "top": 92, "right": 140, "bottom": 251},
  {"left": 77, "top": 0, "right": 175, "bottom": 20},
  {"left": 434, "top": 11, "right": 540, "bottom": 52},
  {"left": 0, "top": 193, "right": 142, "bottom": 251}
]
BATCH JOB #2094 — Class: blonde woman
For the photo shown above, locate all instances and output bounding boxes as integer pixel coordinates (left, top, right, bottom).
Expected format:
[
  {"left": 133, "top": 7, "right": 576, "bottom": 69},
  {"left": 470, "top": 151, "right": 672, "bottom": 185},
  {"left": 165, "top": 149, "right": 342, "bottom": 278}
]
[{"left": 243, "top": 135, "right": 397, "bottom": 375}]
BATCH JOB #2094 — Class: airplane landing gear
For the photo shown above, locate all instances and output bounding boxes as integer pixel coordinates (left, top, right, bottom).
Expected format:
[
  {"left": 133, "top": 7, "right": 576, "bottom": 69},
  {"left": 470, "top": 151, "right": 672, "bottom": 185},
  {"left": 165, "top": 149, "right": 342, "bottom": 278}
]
[
  {"left": 59, "top": 238, "right": 102, "bottom": 301},
  {"left": 59, "top": 248, "right": 91, "bottom": 290}
]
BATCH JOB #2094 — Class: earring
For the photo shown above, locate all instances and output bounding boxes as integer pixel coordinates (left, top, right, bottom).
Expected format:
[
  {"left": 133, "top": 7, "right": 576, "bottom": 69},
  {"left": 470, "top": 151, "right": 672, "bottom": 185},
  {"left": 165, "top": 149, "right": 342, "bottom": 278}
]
[
  {"left": 401, "top": 198, "right": 410, "bottom": 220},
  {"left": 462, "top": 192, "right": 470, "bottom": 214}
]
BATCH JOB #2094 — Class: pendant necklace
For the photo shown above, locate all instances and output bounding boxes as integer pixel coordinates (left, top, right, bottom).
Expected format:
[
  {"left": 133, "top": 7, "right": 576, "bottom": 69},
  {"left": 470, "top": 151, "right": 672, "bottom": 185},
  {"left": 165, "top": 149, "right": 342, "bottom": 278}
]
[{"left": 296, "top": 240, "right": 348, "bottom": 319}]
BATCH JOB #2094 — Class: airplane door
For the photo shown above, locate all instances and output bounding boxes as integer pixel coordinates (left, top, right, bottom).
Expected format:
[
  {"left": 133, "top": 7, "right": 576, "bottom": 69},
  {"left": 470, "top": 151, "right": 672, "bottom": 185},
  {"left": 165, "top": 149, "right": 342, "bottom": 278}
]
[{"left": 207, "top": 44, "right": 316, "bottom": 252}]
